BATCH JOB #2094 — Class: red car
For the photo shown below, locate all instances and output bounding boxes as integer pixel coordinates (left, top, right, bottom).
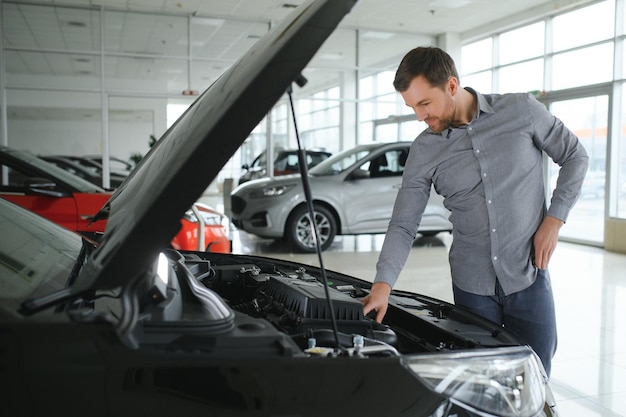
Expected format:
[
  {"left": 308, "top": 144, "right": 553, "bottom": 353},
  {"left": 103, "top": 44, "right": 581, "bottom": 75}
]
[
  {"left": 0, "top": 146, "right": 230, "bottom": 253},
  {"left": 171, "top": 202, "right": 232, "bottom": 253}
]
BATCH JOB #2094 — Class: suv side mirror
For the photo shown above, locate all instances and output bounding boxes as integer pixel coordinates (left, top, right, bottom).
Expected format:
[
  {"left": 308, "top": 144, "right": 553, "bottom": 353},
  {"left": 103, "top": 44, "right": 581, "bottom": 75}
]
[{"left": 347, "top": 169, "right": 369, "bottom": 181}]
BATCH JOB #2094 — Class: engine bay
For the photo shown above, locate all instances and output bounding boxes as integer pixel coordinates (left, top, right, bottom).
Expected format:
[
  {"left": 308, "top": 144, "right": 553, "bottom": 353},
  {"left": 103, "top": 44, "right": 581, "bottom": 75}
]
[
  {"left": 200, "top": 258, "right": 400, "bottom": 355},
  {"left": 115, "top": 250, "right": 521, "bottom": 357}
]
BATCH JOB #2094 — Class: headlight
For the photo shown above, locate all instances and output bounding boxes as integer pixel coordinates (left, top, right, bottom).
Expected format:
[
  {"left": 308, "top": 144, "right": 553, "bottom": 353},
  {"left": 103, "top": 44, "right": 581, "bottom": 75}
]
[
  {"left": 405, "top": 346, "right": 547, "bottom": 417},
  {"left": 250, "top": 184, "right": 295, "bottom": 198}
]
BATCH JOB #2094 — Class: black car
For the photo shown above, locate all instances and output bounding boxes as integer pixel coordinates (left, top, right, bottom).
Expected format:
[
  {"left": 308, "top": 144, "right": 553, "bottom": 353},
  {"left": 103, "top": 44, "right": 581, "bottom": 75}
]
[
  {"left": 239, "top": 148, "right": 332, "bottom": 184},
  {"left": 40, "top": 155, "right": 126, "bottom": 189},
  {"left": 76, "top": 154, "right": 135, "bottom": 177},
  {"left": 0, "top": 1, "right": 557, "bottom": 416}
]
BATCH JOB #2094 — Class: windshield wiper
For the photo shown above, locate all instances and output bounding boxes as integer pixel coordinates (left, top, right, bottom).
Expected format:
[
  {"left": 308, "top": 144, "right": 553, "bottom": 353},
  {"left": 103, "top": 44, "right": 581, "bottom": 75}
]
[{"left": 63, "top": 237, "right": 96, "bottom": 292}]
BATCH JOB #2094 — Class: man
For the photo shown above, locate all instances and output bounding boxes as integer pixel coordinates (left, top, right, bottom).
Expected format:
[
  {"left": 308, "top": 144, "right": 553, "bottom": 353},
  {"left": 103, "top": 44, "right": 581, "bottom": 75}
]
[{"left": 361, "top": 46, "right": 588, "bottom": 377}]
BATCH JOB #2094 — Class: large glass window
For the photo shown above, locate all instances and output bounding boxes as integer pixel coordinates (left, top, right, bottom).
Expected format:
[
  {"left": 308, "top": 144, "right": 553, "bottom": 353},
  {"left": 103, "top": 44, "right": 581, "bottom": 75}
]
[
  {"left": 549, "top": 95, "right": 609, "bottom": 245},
  {"left": 499, "top": 59, "right": 544, "bottom": 94},
  {"left": 376, "top": 123, "right": 398, "bottom": 142},
  {"left": 461, "top": 38, "right": 493, "bottom": 74},
  {"left": 499, "top": 22, "right": 545, "bottom": 65},
  {"left": 622, "top": 39, "right": 626, "bottom": 79},
  {"left": 462, "top": 71, "right": 492, "bottom": 92},
  {"left": 552, "top": 43, "right": 614, "bottom": 90},
  {"left": 461, "top": 0, "right": 626, "bottom": 233},
  {"left": 271, "top": 104, "right": 289, "bottom": 151},
  {"left": 552, "top": 1, "right": 615, "bottom": 52},
  {"left": 299, "top": 87, "right": 340, "bottom": 153},
  {"left": 617, "top": 85, "right": 626, "bottom": 218},
  {"left": 358, "top": 71, "right": 408, "bottom": 144},
  {"left": 399, "top": 119, "right": 424, "bottom": 141}
]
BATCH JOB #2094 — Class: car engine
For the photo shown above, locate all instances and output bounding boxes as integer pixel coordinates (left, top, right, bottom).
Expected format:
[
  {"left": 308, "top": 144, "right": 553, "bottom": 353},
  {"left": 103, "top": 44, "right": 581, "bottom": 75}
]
[{"left": 124, "top": 250, "right": 521, "bottom": 357}]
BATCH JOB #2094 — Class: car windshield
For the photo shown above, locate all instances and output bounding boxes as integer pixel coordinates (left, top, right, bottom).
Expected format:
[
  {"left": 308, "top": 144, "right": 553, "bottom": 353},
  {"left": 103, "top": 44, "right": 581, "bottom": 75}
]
[
  {"left": 0, "top": 199, "right": 82, "bottom": 307},
  {"left": 13, "top": 149, "right": 107, "bottom": 193},
  {"left": 308, "top": 145, "right": 376, "bottom": 176},
  {"left": 251, "top": 152, "right": 267, "bottom": 168}
]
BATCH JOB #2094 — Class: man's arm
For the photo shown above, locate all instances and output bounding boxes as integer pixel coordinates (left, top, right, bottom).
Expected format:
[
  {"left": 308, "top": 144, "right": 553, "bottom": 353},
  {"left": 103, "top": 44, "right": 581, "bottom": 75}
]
[
  {"left": 367, "top": 144, "right": 433, "bottom": 323},
  {"left": 529, "top": 94, "right": 589, "bottom": 222}
]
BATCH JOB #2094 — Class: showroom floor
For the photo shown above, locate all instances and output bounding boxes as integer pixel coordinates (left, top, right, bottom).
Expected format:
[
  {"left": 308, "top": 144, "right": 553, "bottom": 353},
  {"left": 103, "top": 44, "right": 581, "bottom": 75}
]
[{"left": 220, "top": 212, "right": 626, "bottom": 417}]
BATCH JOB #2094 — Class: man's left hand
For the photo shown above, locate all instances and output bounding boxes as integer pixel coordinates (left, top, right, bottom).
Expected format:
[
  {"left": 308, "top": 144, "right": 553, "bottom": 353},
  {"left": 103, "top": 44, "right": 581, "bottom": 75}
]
[{"left": 533, "top": 215, "right": 564, "bottom": 269}]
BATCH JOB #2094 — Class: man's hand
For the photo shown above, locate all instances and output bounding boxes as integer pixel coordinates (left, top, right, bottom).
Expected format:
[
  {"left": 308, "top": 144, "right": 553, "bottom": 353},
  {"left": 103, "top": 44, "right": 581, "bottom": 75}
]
[
  {"left": 533, "top": 215, "right": 564, "bottom": 269},
  {"left": 362, "top": 282, "right": 392, "bottom": 323}
]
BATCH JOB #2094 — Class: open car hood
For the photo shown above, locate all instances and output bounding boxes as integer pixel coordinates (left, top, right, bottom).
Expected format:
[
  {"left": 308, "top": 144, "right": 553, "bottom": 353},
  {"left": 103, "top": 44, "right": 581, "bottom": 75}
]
[{"left": 74, "top": 0, "right": 357, "bottom": 294}]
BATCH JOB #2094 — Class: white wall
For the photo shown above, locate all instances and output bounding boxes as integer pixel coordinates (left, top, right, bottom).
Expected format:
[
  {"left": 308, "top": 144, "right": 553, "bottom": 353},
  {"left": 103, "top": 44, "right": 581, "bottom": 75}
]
[{"left": 7, "top": 90, "right": 167, "bottom": 162}]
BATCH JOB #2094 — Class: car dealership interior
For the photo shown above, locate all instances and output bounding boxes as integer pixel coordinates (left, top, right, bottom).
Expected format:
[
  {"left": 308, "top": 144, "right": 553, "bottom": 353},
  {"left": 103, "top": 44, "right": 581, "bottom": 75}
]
[{"left": 1, "top": 0, "right": 626, "bottom": 415}]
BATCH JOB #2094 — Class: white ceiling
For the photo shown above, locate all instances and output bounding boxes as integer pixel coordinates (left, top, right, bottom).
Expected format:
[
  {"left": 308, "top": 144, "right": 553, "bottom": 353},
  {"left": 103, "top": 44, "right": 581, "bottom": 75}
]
[
  {"left": 3, "top": 0, "right": 598, "bottom": 37},
  {"left": 2, "top": 0, "right": 598, "bottom": 121},
  {"left": 3, "top": 0, "right": 598, "bottom": 81}
]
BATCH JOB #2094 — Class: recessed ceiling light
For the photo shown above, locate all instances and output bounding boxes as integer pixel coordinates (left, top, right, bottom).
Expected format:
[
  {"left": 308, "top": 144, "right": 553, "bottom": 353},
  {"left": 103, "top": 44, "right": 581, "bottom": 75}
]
[
  {"left": 362, "top": 31, "right": 395, "bottom": 40},
  {"left": 428, "top": 0, "right": 471, "bottom": 9},
  {"left": 66, "top": 21, "right": 87, "bottom": 28},
  {"left": 194, "top": 18, "right": 224, "bottom": 26},
  {"left": 318, "top": 53, "right": 343, "bottom": 60}
]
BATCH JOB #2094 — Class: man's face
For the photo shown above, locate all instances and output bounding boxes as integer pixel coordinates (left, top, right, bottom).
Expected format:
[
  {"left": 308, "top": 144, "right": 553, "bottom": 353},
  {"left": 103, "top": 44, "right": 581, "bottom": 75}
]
[{"left": 400, "top": 75, "right": 456, "bottom": 134}]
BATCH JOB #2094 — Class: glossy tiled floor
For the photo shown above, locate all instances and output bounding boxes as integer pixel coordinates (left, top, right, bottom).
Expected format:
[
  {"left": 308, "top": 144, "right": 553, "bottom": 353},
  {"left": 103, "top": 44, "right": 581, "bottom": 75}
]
[{"left": 227, "top": 225, "right": 626, "bottom": 417}]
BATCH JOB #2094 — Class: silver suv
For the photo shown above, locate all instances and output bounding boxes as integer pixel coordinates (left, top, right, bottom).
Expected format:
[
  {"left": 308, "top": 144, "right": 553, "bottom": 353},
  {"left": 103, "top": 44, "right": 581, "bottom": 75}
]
[{"left": 231, "top": 142, "right": 452, "bottom": 252}]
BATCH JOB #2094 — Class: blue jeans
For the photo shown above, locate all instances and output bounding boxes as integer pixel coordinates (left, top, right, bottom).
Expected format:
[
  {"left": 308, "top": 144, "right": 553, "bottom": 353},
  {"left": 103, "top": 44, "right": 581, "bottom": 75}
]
[{"left": 452, "top": 269, "right": 557, "bottom": 377}]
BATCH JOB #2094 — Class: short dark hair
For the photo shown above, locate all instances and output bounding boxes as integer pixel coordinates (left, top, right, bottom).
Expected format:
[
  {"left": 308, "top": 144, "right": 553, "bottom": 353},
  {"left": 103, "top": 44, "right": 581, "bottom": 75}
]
[{"left": 393, "top": 47, "right": 459, "bottom": 92}]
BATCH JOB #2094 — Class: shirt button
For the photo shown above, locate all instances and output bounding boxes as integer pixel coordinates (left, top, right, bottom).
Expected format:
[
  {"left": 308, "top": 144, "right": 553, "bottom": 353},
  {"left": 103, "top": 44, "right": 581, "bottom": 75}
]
[
  {"left": 488, "top": 200, "right": 492, "bottom": 204},
  {"left": 493, "top": 256, "right": 498, "bottom": 261},
  {"left": 483, "top": 173, "right": 487, "bottom": 177},
  {"left": 475, "top": 149, "right": 480, "bottom": 154},
  {"left": 492, "top": 228, "right": 496, "bottom": 232},
  {"left": 469, "top": 127, "right": 473, "bottom": 131}
]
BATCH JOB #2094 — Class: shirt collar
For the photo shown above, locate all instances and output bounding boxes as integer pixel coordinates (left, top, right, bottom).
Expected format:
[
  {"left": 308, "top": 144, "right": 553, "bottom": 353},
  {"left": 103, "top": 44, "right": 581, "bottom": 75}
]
[
  {"left": 424, "top": 87, "right": 494, "bottom": 138},
  {"left": 464, "top": 87, "right": 494, "bottom": 119}
]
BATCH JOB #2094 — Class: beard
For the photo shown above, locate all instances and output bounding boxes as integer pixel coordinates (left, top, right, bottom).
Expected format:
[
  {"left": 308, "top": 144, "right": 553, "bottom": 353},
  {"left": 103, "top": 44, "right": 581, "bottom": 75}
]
[
  {"left": 427, "top": 118, "right": 452, "bottom": 133},
  {"left": 426, "top": 103, "right": 456, "bottom": 134}
]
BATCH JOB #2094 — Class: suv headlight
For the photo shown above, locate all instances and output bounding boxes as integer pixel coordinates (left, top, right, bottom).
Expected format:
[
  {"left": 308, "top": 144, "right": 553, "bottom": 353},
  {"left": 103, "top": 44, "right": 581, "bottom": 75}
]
[
  {"left": 404, "top": 346, "right": 547, "bottom": 417},
  {"left": 250, "top": 184, "right": 295, "bottom": 198}
]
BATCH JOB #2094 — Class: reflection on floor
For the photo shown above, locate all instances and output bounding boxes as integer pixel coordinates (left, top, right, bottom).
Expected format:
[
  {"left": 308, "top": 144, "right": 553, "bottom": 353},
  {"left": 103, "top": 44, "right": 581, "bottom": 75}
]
[{"left": 231, "top": 228, "right": 626, "bottom": 417}]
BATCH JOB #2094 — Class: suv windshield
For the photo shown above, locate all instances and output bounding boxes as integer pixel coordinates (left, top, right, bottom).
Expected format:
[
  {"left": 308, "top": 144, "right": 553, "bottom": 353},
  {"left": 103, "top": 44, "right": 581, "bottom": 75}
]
[{"left": 308, "top": 145, "right": 376, "bottom": 176}]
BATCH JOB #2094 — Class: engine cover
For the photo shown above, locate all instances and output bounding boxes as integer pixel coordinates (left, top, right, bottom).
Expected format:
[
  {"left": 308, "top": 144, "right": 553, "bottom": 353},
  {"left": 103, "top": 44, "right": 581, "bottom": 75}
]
[{"left": 265, "top": 275, "right": 363, "bottom": 321}]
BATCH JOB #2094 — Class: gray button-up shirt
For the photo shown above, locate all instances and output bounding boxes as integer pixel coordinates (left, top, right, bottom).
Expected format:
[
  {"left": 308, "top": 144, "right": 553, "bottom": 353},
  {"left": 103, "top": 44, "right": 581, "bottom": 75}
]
[{"left": 374, "top": 88, "right": 589, "bottom": 296}]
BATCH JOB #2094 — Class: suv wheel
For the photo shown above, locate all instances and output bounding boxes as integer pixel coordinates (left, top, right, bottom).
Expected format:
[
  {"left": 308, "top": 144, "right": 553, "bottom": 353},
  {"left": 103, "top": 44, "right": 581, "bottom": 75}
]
[{"left": 286, "top": 205, "right": 336, "bottom": 252}]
